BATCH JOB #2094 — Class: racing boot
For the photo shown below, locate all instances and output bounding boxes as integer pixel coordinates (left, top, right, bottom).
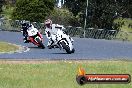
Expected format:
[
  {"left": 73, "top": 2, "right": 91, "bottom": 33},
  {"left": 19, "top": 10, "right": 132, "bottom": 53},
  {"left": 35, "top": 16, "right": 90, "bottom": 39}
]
[{"left": 23, "top": 36, "right": 30, "bottom": 43}]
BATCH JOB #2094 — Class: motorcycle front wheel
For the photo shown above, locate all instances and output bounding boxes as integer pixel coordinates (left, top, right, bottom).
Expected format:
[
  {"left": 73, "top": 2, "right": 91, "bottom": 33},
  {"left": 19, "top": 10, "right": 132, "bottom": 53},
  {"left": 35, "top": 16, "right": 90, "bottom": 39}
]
[
  {"left": 60, "top": 41, "right": 71, "bottom": 54},
  {"left": 36, "top": 38, "right": 45, "bottom": 49},
  {"left": 71, "top": 48, "right": 75, "bottom": 53}
]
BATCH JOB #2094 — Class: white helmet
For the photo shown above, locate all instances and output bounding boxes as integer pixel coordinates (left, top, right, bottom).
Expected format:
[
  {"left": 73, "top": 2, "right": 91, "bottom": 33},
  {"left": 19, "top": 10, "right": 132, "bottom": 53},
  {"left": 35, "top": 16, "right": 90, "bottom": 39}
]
[{"left": 45, "top": 19, "right": 52, "bottom": 28}]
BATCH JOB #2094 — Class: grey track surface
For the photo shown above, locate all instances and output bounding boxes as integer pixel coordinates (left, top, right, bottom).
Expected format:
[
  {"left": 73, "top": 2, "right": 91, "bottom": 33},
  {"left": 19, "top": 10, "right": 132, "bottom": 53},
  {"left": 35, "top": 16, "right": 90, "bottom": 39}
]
[{"left": 0, "top": 31, "right": 132, "bottom": 60}]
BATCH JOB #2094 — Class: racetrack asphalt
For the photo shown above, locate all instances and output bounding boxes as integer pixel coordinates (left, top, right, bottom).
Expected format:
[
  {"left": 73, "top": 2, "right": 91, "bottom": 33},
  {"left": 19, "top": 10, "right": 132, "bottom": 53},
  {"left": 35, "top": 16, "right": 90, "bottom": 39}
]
[{"left": 0, "top": 31, "right": 132, "bottom": 60}]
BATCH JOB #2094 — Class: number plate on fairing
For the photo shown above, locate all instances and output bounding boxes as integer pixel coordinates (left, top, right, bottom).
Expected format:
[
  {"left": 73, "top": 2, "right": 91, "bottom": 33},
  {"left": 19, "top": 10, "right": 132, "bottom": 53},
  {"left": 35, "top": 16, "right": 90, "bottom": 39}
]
[{"left": 27, "top": 28, "right": 38, "bottom": 36}]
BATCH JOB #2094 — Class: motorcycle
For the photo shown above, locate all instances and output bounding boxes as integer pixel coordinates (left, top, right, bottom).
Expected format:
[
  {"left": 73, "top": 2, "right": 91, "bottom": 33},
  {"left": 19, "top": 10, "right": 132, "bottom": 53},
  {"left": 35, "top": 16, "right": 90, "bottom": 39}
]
[
  {"left": 51, "top": 28, "right": 75, "bottom": 54},
  {"left": 25, "top": 25, "right": 45, "bottom": 49}
]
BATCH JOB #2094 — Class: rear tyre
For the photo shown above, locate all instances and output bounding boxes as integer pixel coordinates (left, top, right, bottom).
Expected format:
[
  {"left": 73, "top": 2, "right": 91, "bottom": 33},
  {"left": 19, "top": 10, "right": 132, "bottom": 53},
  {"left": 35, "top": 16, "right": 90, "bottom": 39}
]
[
  {"left": 36, "top": 38, "right": 45, "bottom": 49},
  {"left": 60, "top": 41, "right": 71, "bottom": 54}
]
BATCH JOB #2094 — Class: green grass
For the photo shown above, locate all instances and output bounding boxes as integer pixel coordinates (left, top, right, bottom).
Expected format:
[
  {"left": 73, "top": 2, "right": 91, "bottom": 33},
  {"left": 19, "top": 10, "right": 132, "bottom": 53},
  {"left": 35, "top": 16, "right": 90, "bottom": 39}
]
[
  {"left": 0, "top": 60, "right": 131, "bottom": 88},
  {"left": 0, "top": 42, "right": 19, "bottom": 53}
]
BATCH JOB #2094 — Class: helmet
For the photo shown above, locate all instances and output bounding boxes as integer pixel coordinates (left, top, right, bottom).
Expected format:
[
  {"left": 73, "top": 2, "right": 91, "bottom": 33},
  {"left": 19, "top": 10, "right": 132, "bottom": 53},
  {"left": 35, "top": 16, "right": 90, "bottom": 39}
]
[
  {"left": 45, "top": 19, "right": 52, "bottom": 28},
  {"left": 22, "top": 23, "right": 30, "bottom": 28},
  {"left": 21, "top": 21, "right": 30, "bottom": 29},
  {"left": 21, "top": 20, "right": 31, "bottom": 27}
]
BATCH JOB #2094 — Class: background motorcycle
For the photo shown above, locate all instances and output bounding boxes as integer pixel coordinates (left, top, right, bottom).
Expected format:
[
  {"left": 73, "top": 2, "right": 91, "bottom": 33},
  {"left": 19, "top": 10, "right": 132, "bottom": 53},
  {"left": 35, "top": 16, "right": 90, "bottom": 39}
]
[{"left": 27, "top": 25, "right": 45, "bottom": 49}]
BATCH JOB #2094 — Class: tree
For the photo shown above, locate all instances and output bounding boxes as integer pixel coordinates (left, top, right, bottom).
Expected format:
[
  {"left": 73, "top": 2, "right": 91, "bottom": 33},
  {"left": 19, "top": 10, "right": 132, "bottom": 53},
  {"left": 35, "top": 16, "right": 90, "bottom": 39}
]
[
  {"left": 64, "top": 0, "right": 85, "bottom": 16},
  {"left": 88, "top": 0, "right": 132, "bottom": 29},
  {"left": 0, "top": 0, "right": 5, "bottom": 14},
  {"left": 64, "top": 0, "right": 132, "bottom": 29},
  {"left": 45, "top": 7, "right": 80, "bottom": 26},
  {"left": 12, "top": 0, "right": 55, "bottom": 22},
  {"left": 116, "top": 0, "right": 132, "bottom": 18}
]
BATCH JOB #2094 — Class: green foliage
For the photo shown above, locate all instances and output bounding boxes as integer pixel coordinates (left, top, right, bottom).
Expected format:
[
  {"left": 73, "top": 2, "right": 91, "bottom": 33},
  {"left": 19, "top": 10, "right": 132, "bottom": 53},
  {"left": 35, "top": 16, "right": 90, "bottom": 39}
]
[
  {"left": 46, "top": 7, "right": 80, "bottom": 26},
  {"left": 0, "top": 5, "right": 2, "bottom": 13},
  {"left": 1, "top": 5, "right": 14, "bottom": 19},
  {"left": 0, "top": 0, "right": 5, "bottom": 14},
  {"left": 64, "top": 0, "right": 132, "bottom": 29},
  {"left": 115, "top": 18, "right": 132, "bottom": 32},
  {"left": 64, "top": 0, "right": 85, "bottom": 16},
  {"left": 12, "top": 0, "right": 55, "bottom": 22},
  {"left": 88, "top": 0, "right": 118, "bottom": 29}
]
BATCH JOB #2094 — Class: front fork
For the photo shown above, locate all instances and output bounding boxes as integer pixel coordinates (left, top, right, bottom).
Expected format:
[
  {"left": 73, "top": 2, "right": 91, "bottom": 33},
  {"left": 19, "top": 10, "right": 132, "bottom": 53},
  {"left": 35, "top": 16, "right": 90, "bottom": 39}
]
[{"left": 37, "top": 32, "right": 43, "bottom": 42}]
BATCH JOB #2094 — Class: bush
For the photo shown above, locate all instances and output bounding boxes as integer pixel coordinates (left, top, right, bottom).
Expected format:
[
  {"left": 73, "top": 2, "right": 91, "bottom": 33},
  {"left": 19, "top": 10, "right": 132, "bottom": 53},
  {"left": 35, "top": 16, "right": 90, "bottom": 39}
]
[
  {"left": 0, "top": 0, "right": 5, "bottom": 14},
  {"left": 45, "top": 7, "right": 80, "bottom": 27},
  {"left": 1, "top": 5, "right": 14, "bottom": 19},
  {"left": 11, "top": 0, "right": 55, "bottom": 22}
]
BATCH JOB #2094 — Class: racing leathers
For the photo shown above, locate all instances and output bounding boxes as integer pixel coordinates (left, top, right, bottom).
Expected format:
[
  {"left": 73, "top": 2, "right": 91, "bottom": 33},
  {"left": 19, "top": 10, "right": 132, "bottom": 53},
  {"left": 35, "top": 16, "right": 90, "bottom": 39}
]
[
  {"left": 45, "top": 24, "right": 64, "bottom": 49},
  {"left": 21, "top": 23, "right": 30, "bottom": 43}
]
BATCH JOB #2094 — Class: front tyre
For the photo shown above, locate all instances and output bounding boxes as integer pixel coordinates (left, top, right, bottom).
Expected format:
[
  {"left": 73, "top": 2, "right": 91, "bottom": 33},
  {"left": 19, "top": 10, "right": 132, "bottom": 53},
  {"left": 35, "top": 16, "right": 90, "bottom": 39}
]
[
  {"left": 60, "top": 41, "right": 71, "bottom": 54},
  {"left": 71, "top": 48, "right": 75, "bottom": 53},
  {"left": 36, "top": 38, "right": 45, "bottom": 49}
]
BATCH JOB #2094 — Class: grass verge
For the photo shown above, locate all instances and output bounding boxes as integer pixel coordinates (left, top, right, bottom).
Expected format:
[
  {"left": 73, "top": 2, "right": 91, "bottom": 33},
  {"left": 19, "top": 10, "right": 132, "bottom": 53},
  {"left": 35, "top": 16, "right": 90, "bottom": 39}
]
[
  {"left": 0, "top": 60, "right": 131, "bottom": 88},
  {"left": 0, "top": 42, "right": 19, "bottom": 53}
]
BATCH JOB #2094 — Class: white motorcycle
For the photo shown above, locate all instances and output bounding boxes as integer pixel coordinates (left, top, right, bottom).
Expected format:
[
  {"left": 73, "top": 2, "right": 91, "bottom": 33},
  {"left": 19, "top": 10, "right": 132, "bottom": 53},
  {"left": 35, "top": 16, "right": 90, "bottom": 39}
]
[{"left": 52, "top": 28, "right": 75, "bottom": 54}]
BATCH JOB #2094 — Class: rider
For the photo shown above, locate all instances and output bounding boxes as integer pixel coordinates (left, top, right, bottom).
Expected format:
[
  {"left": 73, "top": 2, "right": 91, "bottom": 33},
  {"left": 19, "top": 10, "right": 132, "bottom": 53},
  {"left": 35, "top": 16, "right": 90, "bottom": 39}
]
[
  {"left": 21, "top": 21, "right": 31, "bottom": 43},
  {"left": 44, "top": 19, "right": 64, "bottom": 49}
]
